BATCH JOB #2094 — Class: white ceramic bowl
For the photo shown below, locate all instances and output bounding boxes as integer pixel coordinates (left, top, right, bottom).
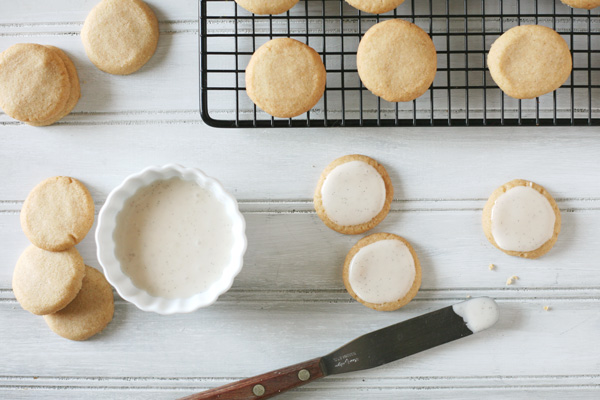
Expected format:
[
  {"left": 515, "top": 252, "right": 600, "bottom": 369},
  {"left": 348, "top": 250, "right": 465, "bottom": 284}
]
[{"left": 96, "top": 164, "right": 247, "bottom": 314}]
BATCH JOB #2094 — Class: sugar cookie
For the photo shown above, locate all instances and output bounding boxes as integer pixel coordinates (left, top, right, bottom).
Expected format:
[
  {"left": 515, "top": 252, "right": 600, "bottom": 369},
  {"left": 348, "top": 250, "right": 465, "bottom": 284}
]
[
  {"left": 343, "top": 233, "right": 421, "bottom": 311},
  {"left": 482, "top": 179, "right": 561, "bottom": 259},
  {"left": 21, "top": 176, "right": 95, "bottom": 252},
  {"left": 357, "top": 19, "right": 437, "bottom": 102},
  {"left": 235, "top": 0, "right": 299, "bottom": 15},
  {"left": 487, "top": 25, "right": 572, "bottom": 99},
  {"left": 44, "top": 266, "right": 114, "bottom": 341},
  {"left": 346, "top": 0, "right": 405, "bottom": 14},
  {"left": 561, "top": 0, "right": 600, "bottom": 9},
  {"left": 81, "top": 0, "right": 159, "bottom": 75},
  {"left": 0, "top": 43, "right": 70, "bottom": 123},
  {"left": 12, "top": 246, "right": 85, "bottom": 315},
  {"left": 245, "top": 38, "right": 326, "bottom": 118},
  {"left": 314, "top": 154, "right": 393, "bottom": 235},
  {"left": 27, "top": 46, "right": 81, "bottom": 127}
]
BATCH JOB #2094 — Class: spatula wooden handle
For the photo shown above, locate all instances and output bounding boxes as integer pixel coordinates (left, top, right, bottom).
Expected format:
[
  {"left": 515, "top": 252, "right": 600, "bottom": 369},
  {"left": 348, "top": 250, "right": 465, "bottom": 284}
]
[{"left": 178, "top": 357, "right": 325, "bottom": 400}]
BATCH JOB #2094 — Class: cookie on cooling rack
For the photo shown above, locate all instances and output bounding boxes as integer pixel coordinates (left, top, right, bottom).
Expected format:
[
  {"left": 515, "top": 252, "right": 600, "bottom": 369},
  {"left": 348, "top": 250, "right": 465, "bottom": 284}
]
[
  {"left": 561, "top": 0, "right": 600, "bottom": 9},
  {"left": 245, "top": 38, "right": 326, "bottom": 118},
  {"left": 343, "top": 233, "right": 421, "bottom": 311},
  {"left": 346, "top": 0, "right": 405, "bottom": 14},
  {"left": 235, "top": 0, "right": 299, "bottom": 15},
  {"left": 357, "top": 19, "right": 437, "bottom": 102},
  {"left": 487, "top": 25, "right": 572, "bottom": 99}
]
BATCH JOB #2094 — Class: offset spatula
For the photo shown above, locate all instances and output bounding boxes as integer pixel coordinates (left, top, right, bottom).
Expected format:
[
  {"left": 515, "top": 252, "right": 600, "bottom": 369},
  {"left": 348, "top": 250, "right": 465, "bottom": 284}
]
[{"left": 179, "top": 297, "right": 499, "bottom": 400}]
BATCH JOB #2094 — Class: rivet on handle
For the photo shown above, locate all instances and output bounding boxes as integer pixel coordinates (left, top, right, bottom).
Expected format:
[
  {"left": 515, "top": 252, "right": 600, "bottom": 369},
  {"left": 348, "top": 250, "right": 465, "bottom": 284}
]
[
  {"left": 252, "top": 384, "right": 265, "bottom": 396},
  {"left": 297, "top": 369, "right": 310, "bottom": 381}
]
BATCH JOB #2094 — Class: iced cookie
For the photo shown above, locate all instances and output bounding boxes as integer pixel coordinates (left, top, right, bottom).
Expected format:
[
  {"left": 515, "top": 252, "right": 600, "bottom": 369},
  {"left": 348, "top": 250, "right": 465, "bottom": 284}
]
[
  {"left": 28, "top": 46, "right": 81, "bottom": 127},
  {"left": 487, "top": 25, "right": 572, "bottom": 99},
  {"left": 357, "top": 19, "right": 437, "bottom": 102},
  {"left": 44, "top": 266, "right": 114, "bottom": 341},
  {"left": 343, "top": 233, "right": 421, "bottom": 311},
  {"left": 21, "top": 176, "right": 95, "bottom": 252},
  {"left": 12, "top": 246, "right": 85, "bottom": 315},
  {"left": 561, "top": 0, "right": 600, "bottom": 9},
  {"left": 314, "top": 155, "right": 393, "bottom": 235},
  {"left": 235, "top": 0, "right": 299, "bottom": 15},
  {"left": 482, "top": 179, "right": 561, "bottom": 259},
  {"left": 346, "top": 0, "right": 405, "bottom": 14},
  {"left": 245, "top": 38, "right": 326, "bottom": 118},
  {"left": 81, "top": 0, "right": 159, "bottom": 75},
  {"left": 0, "top": 43, "right": 70, "bottom": 124}
]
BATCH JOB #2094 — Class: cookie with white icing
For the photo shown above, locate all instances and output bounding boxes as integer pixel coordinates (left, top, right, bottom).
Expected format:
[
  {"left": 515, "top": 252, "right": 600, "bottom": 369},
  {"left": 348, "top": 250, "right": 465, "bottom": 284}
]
[
  {"left": 314, "top": 154, "right": 393, "bottom": 235},
  {"left": 343, "top": 233, "right": 421, "bottom": 311},
  {"left": 482, "top": 179, "right": 561, "bottom": 259}
]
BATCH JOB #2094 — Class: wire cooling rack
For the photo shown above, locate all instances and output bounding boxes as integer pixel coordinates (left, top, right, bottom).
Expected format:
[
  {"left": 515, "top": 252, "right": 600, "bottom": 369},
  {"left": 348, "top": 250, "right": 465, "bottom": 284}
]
[{"left": 199, "top": 0, "right": 600, "bottom": 128}]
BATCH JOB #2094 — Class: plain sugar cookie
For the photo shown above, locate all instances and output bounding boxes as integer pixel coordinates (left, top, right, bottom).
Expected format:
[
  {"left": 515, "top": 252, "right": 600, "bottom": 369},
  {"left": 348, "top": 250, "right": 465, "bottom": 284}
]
[
  {"left": 314, "top": 154, "right": 393, "bottom": 235},
  {"left": 561, "top": 0, "right": 600, "bottom": 9},
  {"left": 0, "top": 43, "right": 70, "bottom": 123},
  {"left": 27, "top": 46, "right": 81, "bottom": 127},
  {"left": 21, "top": 176, "right": 95, "bottom": 252},
  {"left": 245, "top": 38, "right": 326, "bottom": 118},
  {"left": 44, "top": 266, "right": 114, "bottom": 341},
  {"left": 346, "top": 0, "right": 405, "bottom": 14},
  {"left": 235, "top": 0, "right": 299, "bottom": 15},
  {"left": 357, "top": 19, "right": 437, "bottom": 102},
  {"left": 12, "top": 246, "right": 85, "bottom": 315},
  {"left": 487, "top": 25, "right": 572, "bottom": 99},
  {"left": 482, "top": 179, "right": 561, "bottom": 259},
  {"left": 81, "top": 0, "right": 159, "bottom": 75},
  {"left": 343, "top": 233, "right": 421, "bottom": 311}
]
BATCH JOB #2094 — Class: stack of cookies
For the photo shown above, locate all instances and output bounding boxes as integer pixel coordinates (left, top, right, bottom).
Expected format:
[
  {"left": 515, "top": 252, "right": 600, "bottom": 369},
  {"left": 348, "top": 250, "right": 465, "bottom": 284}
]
[
  {"left": 0, "top": 44, "right": 80, "bottom": 126},
  {"left": 13, "top": 177, "right": 114, "bottom": 341}
]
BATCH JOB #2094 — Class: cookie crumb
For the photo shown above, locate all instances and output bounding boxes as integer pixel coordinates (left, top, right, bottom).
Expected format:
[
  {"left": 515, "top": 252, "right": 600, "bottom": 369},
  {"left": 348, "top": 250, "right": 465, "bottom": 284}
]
[
  {"left": 489, "top": 263, "right": 495, "bottom": 271},
  {"left": 544, "top": 306, "right": 551, "bottom": 311}
]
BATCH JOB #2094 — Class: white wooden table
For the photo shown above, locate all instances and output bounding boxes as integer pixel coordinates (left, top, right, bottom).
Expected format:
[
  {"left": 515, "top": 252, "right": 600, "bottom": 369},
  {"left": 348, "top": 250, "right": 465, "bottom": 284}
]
[{"left": 1, "top": 1, "right": 599, "bottom": 399}]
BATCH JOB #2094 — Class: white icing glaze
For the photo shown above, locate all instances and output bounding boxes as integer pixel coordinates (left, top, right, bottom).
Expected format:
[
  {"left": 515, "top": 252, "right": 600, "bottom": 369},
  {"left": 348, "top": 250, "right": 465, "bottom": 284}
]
[
  {"left": 491, "top": 185, "right": 556, "bottom": 252},
  {"left": 114, "top": 178, "right": 234, "bottom": 299},
  {"left": 321, "top": 160, "right": 386, "bottom": 226},
  {"left": 452, "top": 297, "right": 499, "bottom": 333},
  {"left": 348, "top": 239, "right": 416, "bottom": 304}
]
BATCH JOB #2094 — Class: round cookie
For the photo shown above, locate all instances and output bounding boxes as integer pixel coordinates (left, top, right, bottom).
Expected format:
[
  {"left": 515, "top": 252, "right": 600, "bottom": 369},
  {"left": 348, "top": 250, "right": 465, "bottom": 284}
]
[
  {"left": 482, "top": 179, "right": 561, "bottom": 259},
  {"left": 343, "top": 233, "right": 421, "bottom": 311},
  {"left": 21, "top": 176, "right": 95, "bottom": 252},
  {"left": 357, "top": 19, "right": 437, "bottom": 102},
  {"left": 12, "top": 245, "right": 85, "bottom": 315},
  {"left": 0, "top": 43, "right": 71, "bottom": 123},
  {"left": 245, "top": 38, "right": 326, "bottom": 118},
  {"left": 44, "top": 266, "right": 114, "bottom": 341},
  {"left": 561, "top": 0, "right": 600, "bottom": 9},
  {"left": 314, "top": 154, "right": 393, "bottom": 235},
  {"left": 487, "top": 25, "right": 572, "bottom": 99},
  {"left": 28, "top": 46, "right": 81, "bottom": 127},
  {"left": 346, "top": 0, "right": 405, "bottom": 14},
  {"left": 81, "top": 0, "right": 159, "bottom": 75},
  {"left": 235, "top": 0, "right": 299, "bottom": 15}
]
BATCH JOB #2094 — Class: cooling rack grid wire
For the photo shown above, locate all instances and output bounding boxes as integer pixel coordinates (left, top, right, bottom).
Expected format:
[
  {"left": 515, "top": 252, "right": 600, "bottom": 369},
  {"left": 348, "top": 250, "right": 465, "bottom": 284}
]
[{"left": 199, "top": 0, "right": 600, "bottom": 128}]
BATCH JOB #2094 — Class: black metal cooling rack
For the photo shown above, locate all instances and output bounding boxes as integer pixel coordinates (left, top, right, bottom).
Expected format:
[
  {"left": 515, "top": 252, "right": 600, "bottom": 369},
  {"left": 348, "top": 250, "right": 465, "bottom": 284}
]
[{"left": 199, "top": 0, "right": 600, "bottom": 128}]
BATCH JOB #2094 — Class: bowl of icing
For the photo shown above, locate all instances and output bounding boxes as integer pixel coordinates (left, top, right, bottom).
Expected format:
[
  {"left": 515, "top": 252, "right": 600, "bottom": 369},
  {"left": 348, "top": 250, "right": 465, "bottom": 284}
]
[{"left": 96, "top": 164, "right": 247, "bottom": 314}]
